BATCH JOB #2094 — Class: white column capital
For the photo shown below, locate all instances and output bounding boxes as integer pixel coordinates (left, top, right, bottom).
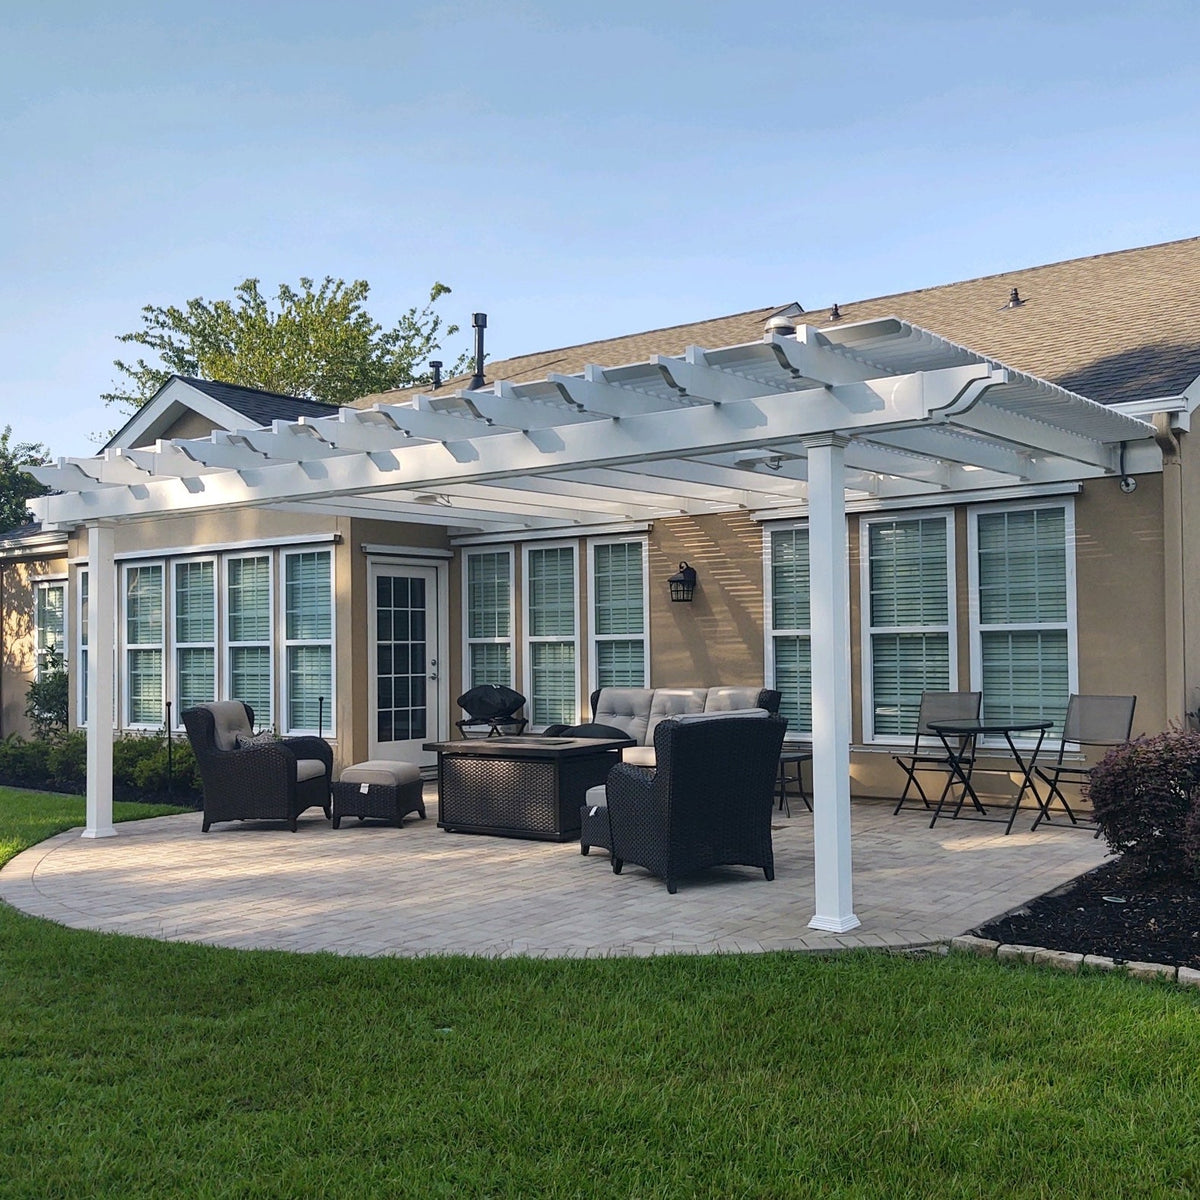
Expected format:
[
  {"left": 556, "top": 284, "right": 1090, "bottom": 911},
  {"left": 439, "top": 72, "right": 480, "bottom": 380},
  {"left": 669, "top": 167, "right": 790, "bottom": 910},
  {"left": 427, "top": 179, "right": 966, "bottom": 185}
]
[{"left": 803, "top": 433, "right": 850, "bottom": 451}]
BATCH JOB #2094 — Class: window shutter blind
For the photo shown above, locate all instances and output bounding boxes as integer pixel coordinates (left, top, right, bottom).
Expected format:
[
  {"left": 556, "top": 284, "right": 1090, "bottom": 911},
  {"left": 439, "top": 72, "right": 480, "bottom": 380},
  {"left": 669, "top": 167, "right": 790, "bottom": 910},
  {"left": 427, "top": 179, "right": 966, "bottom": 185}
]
[{"left": 531, "top": 641, "right": 576, "bottom": 726}]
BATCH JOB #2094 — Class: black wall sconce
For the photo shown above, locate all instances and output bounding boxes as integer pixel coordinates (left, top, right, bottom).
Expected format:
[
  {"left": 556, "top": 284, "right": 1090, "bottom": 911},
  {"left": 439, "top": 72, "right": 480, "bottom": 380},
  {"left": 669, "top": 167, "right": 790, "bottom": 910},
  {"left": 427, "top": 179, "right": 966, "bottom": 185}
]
[{"left": 667, "top": 561, "right": 697, "bottom": 602}]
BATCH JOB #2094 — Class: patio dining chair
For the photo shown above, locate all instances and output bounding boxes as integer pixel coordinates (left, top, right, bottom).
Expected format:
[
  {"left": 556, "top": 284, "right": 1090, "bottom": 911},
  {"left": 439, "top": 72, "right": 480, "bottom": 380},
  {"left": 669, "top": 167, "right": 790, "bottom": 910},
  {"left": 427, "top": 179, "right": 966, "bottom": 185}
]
[
  {"left": 892, "top": 691, "right": 982, "bottom": 815},
  {"left": 1031, "top": 694, "right": 1136, "bottom": 830}
]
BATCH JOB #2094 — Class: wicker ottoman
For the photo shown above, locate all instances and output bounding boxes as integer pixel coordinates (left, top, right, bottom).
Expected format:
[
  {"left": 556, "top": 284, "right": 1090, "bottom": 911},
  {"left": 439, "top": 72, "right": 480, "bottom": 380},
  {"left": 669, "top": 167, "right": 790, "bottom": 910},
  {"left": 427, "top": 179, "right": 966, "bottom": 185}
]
[
  {"left": 580, "top": 784, "right": 611, "bottom": 855},
  {"left": 332, "top": 760, "right": 426, "bottom": 828}
]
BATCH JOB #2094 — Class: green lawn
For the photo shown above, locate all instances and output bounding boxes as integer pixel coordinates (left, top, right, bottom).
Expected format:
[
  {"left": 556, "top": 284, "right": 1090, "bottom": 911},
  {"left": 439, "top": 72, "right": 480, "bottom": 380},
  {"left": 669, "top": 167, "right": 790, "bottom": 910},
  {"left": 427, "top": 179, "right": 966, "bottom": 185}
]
[{"left": 2, "top": 787, "right": 1199, "bottom": 1198}]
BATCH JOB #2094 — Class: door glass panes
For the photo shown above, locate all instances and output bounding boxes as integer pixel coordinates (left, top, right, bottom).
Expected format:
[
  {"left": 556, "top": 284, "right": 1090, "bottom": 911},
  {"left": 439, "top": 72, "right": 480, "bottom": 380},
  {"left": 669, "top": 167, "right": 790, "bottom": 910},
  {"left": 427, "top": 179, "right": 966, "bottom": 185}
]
[
  {"left": 35, "top": 582, "right": 65, "bottom": 680},
  {"left": 377, "top": 573, "right": 426, "bottom": 743}
]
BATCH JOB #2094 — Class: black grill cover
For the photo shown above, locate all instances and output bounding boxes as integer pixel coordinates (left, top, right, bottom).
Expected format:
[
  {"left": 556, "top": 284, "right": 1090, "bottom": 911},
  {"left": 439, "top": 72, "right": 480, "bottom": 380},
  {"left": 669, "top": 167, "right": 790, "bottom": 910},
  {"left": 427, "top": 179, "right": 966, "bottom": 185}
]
[{"left": 457, "top": 684, "right": 525, "bottom": 719}]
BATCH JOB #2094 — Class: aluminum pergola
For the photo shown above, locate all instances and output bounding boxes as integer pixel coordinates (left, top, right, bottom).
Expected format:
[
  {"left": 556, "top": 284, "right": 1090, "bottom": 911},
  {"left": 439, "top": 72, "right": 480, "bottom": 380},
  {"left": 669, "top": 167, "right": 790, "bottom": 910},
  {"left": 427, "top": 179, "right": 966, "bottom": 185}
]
[{"left": 32, "top": 317, "right": 1158, "bottom": 932}]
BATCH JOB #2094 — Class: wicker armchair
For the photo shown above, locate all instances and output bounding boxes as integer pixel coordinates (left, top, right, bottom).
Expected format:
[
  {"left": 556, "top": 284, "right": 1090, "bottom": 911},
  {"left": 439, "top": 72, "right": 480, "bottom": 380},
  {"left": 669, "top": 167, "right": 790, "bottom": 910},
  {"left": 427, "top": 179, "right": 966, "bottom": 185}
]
[
  {"left": 606, "top": 712, "right": 786, "bottom": 893},
  {"left": 182, "top": 701, "right": 333, "bottom": 832}
]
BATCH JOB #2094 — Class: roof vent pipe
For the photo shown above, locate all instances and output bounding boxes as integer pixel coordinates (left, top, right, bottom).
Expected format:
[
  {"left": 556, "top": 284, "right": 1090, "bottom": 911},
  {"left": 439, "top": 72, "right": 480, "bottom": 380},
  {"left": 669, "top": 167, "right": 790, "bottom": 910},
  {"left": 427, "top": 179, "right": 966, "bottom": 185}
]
[
  {"left": 468, "top": 313, "right": 487, "bottom": 390},
  {"left": 429, "top": 360, "right": 443, "bottom": 389},
  {"left": 763, "top": 313, "right": 796, "bottom": 339}
]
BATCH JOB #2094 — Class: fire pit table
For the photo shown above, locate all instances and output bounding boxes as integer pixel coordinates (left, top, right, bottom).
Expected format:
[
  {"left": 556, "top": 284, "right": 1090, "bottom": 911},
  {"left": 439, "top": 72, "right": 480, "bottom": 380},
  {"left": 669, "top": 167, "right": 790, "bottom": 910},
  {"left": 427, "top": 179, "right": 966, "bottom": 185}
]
[{"left": 422, "top": 735, "right": 633, "bottom": 841}]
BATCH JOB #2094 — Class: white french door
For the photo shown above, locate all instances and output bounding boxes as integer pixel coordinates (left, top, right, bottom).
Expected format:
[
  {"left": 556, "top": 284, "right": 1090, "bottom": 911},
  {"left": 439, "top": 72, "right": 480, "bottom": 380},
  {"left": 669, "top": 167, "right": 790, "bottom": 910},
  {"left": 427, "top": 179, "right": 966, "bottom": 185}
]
[{"left": 368, "top": 561, "right": 445, "bottom": 765}]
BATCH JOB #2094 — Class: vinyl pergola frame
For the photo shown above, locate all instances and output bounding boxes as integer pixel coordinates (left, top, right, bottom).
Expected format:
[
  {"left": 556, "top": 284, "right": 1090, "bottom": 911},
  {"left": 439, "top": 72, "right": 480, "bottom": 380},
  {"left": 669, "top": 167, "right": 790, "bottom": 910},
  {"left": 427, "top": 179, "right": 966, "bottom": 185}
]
[{"left": 32, "top": 318, "right": 1160, "bottom": 932}]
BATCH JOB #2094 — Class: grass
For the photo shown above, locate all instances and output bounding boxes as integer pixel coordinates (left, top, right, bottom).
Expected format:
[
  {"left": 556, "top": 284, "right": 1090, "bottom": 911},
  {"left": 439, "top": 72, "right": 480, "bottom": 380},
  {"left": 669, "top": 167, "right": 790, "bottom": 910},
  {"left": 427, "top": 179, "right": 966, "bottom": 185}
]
[{"left": 2, "top": 789, "right": 1200, "bottom": 1197}]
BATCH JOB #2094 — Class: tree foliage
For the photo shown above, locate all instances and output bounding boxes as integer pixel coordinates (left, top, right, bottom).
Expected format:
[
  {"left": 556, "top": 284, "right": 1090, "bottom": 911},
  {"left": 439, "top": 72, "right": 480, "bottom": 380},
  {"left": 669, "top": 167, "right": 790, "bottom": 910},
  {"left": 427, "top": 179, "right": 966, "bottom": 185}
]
[
  {"left": 104, "top": 277, "right": 469, "bottom": 411},
  {"left": 0, "top": 425, "right": 51, "bottom": 533}
]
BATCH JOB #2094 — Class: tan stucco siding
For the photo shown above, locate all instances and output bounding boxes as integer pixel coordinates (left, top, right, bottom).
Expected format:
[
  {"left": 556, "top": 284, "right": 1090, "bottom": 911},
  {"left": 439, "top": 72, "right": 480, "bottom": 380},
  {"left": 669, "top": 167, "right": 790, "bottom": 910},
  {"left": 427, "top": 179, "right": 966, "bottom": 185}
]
[{"left": 649, "top": 513, "right": 766, "bottom": 688}]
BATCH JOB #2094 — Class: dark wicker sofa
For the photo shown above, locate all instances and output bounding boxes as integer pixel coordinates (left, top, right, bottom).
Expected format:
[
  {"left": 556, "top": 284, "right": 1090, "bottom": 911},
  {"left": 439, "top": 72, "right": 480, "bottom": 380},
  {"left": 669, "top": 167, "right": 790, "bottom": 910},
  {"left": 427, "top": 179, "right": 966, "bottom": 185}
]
[
  {"left": 182, "top": 701, "right": 333, "bottom": 832},
  {"left": 606, "top": 712, "right": 786, "bottom": 893}
]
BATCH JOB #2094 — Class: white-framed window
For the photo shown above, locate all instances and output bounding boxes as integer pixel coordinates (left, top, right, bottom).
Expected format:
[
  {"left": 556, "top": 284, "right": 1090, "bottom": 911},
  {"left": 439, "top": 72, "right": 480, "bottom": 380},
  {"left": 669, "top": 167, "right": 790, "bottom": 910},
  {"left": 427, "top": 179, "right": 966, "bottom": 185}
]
[
  {"left": 77, "top": 569, "right": 89, "bottom": 726},
  {"left": 861, "top": 512, "right": 955, "bottom": 741},
  {"left": 523, "top": 542, "right": 579, "bottom": 728},
  {"left": 174, "top": 558, "right": 217, "bottom": 718},
  {"left": 282, "top": 548, "right": 333, "bottom": 735},
  {"left": 589, "top": 537, "right": 648, "bottom": 692},
  {"left": 765, "top": 525, "right": 811, "bottom": 735},
  {"left": 123, "top": 562, "right": 164, "bottom": 727},
  {"left": 34, "top": 579, "right": 67, "bottom": 681},
  {"left": 969, "top": 500, "right": 1075, "bottom": 734},
  {"left": 225, "top": 553, "right": 273, "bottom": 729},
  {"left": 463, "top": 548, "right": 514, "bottom": 689}
]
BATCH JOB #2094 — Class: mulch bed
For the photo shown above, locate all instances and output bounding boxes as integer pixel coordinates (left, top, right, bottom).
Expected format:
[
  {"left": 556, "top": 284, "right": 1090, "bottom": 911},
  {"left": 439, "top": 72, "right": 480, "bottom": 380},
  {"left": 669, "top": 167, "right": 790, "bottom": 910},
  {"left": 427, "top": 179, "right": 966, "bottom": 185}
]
[{"left": 975, "top": 857, "right": 1200, "bottom": 970}]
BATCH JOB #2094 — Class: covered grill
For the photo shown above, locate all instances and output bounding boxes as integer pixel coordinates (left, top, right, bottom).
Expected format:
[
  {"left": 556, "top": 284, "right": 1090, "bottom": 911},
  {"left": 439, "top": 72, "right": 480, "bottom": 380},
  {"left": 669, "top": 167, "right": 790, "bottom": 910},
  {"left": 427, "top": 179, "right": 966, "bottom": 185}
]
[{"left": 456, "top": 684, "right": 528, "bottom": 738}]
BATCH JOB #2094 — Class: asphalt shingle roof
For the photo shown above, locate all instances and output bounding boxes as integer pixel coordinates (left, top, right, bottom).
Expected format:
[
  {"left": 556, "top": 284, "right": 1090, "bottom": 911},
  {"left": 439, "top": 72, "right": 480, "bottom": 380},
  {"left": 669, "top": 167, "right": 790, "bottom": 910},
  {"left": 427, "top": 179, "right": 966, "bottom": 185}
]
[
  {"left": 355, "top": 237, "right": 1200, "bottom": 409},
  {"left": 180, "top": 377, "right": 338, "bottom": 424}
]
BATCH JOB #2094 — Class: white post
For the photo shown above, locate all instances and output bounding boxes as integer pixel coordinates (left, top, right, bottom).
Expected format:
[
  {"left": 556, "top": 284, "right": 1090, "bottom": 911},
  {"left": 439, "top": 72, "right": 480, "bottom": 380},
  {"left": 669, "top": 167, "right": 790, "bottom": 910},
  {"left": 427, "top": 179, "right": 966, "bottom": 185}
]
[
  {"left": 83, "top": 522, "right": 117, "bottom": 838},
  {"left": 805, "top": 435, "right": 859, "bottom": 932}
]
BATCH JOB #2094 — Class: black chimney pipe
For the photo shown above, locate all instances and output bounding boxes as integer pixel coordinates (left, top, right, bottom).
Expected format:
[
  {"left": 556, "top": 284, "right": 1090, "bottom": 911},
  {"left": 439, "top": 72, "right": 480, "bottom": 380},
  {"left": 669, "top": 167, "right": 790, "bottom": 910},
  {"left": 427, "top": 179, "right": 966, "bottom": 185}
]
[
  {"left": 468, "top": 312, "right": 487, "bottom": 390},
  {"left": 429, "top": 360, "right": 443, "bottom": 389}
]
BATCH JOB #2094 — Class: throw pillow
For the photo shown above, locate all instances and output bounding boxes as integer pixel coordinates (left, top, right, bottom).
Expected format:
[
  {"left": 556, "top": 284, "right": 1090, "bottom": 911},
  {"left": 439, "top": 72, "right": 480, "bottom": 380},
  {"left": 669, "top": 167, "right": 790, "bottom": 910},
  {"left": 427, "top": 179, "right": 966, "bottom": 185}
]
[{"left": 236, "top": 730, "right": 277, "bottom": 749}]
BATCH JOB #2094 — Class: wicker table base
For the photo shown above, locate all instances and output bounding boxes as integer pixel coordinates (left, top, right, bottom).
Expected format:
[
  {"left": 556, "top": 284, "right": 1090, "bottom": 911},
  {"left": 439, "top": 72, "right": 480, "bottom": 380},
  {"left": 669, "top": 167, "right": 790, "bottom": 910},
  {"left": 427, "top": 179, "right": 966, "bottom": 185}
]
[{"left": 423, "top": 736, "right": 632, "bottom": 841}]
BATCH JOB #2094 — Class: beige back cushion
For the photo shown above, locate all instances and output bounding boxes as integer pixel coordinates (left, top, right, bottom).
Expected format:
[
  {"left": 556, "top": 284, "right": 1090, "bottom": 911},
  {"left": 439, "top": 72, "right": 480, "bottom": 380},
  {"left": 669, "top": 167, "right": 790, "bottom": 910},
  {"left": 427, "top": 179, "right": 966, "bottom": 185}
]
[
  {"left": 645, "top": 689, "right": 707, "bottom": 743},
  {"left": 592, "top": 688, "right": 654, "bottom": 744},
  {"left": 703, "top": 686, "right": 762, "bottom": 712},
  {"left": 208, "top": 701, "right": 253, "bottom": 751}
]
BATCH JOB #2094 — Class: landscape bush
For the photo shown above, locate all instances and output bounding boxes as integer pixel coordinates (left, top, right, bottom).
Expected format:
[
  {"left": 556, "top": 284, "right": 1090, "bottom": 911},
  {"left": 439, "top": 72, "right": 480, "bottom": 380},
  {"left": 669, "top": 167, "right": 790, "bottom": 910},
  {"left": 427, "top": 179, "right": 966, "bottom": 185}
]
[
  {"left": 1090, "top": 729, "right": 1200, "bottom": 874},
  {"left": 0, "top": 728, "right": 200, "bottom": 806}
]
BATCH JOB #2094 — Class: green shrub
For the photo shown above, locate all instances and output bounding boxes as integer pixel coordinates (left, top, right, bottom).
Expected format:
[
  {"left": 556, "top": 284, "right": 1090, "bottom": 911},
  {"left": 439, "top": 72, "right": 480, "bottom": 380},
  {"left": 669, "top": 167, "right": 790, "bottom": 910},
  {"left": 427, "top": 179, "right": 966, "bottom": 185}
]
[
  {"left": 23, "top": 649, "right": 69, "bottom": 737},
  {"left": 0, "top": 734, "right": 53, "bottom": 789},
  {"left": 1090, "top": 729, "right": 1200, "bottom": 873},
  {"left": 46, "top": 729, "right": 87, "bottom": 792}
]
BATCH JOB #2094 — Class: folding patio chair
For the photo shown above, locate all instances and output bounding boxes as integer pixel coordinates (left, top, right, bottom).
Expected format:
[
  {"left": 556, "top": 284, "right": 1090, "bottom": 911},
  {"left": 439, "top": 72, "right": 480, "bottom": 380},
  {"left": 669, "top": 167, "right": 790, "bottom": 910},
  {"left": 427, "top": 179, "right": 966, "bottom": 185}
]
[
  {"left": 1031, "top": 694, "right": 1136, "bottom": 830},
  {"left": 892, "top": 691, "right": 981, "bottom": 815}
]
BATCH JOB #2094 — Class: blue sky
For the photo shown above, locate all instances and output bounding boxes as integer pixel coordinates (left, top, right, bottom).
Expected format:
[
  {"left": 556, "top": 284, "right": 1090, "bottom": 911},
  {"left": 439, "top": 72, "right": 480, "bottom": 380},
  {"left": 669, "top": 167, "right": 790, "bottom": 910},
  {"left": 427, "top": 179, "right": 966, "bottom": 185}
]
[{"left": 2, "top": 0, "right": 1198, "bottom": 459}]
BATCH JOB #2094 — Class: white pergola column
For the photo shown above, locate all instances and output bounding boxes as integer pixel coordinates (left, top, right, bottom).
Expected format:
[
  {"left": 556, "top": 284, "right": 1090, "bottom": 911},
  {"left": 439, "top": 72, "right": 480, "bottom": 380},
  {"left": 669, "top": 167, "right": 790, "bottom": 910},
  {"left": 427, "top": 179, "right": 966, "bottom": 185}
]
[
  {"left": 805, "top": 435, "right": 859, "bottom": 932},
  {"left": 83, "top": 521, "right": 117, "bottom": 839}
]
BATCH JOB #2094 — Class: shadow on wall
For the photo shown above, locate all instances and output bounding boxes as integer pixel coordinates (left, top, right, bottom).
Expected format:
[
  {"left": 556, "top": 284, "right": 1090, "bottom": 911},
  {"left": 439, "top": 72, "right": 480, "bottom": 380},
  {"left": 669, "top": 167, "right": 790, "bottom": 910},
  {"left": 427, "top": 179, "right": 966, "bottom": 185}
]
[
  {"left": 1057, "top": 342, "right": 1200, "bottom": 405},
  {"left": 1, "top": 564, "right": 36, "bottom": 737}
]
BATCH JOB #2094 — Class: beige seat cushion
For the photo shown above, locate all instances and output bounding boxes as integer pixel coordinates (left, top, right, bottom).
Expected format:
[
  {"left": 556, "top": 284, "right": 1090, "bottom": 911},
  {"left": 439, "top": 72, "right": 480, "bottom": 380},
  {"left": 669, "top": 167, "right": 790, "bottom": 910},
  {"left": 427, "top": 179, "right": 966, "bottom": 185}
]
[
  {"left": 591, "top": 688, "right": 654, "bottom": 744},
  {"left": 703, "top": 686, "right": 763, "bottom": 712},
  {"left": 296, "top": 759, "right": 330, "bottom": 783},
  {"left": 645, "top": 689, "right": 707, "bottom": 744},
  {"left": 621, "top": 745, "right": 658, "bottom": 768},
  {"left": 339, "top": 759, "right": 420, "bottom": 787},
  {"left": 584, "top": 783, "right": 607, "bottom": 808}
]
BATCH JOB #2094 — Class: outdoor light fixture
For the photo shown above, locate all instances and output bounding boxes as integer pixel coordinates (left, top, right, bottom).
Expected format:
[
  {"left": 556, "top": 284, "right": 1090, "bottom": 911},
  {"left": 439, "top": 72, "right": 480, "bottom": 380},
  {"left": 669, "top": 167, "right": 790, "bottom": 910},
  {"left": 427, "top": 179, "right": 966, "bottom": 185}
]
[{"left": 667, "top": 561, "right": 697, "bottom": 602}]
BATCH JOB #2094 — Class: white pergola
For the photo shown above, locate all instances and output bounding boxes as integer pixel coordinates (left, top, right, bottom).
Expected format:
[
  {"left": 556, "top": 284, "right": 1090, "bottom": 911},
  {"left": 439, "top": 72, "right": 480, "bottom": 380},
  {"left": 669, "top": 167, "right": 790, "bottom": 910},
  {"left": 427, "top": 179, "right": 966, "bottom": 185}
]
[{"left": 32, "top": 317, "right": 1159, "bottom": 932}]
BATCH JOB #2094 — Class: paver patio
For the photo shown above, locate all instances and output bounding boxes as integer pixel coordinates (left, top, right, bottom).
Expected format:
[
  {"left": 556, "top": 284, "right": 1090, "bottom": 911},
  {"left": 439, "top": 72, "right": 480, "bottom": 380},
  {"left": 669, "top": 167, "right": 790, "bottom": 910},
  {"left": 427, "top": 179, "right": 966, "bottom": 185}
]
[{"left": 0, "top": 792, "right": 1108, "bottom": 957}]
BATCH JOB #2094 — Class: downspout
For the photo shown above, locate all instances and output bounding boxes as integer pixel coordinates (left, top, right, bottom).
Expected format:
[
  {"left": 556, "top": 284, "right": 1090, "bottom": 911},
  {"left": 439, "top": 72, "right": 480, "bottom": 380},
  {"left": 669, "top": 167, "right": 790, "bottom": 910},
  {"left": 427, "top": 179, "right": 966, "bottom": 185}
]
[{"left": 1153, "top": 415, "right": 1187, "bottom": 726}]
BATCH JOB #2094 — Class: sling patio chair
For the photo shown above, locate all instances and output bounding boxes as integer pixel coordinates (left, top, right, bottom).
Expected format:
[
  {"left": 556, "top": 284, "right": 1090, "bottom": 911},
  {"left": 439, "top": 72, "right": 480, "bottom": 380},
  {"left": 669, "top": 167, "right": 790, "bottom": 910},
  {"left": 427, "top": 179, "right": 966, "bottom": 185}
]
[
  {"left": 1031, "top": 694, "right": 1136, "bottom": 830},
  {"left": 892, "top": 690, "right": 982, "bottom": 815}
]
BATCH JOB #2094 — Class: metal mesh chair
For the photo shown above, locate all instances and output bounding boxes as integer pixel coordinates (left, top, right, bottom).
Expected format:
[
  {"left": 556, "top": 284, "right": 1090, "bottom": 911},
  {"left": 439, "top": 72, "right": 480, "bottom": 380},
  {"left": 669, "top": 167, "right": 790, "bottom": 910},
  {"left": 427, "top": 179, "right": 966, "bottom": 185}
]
[
  {"left": 1032, "top": 694, "right": 1136, "bottom": 830},
  {"left": 892, "top": 691, "right": 982, "bottom": 815}
]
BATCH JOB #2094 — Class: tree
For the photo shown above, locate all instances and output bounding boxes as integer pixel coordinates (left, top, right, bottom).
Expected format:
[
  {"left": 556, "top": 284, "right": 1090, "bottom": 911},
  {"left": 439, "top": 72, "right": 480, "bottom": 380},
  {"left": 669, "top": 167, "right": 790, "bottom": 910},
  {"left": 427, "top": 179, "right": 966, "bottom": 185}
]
[
  {"left": 103, "top": 277, "right": 469, "bottom": 412},
  {"left": 0, "top": 425, "right": 51, "bottom": 533}
]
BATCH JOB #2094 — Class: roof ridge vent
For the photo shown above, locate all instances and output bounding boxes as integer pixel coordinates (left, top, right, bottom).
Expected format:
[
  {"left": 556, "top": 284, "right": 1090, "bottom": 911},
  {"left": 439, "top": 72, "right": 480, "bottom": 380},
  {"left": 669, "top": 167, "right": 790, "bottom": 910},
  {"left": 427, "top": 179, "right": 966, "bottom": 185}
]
[{"left": 763, "top": 313, "right": 797, "bottom": 339}]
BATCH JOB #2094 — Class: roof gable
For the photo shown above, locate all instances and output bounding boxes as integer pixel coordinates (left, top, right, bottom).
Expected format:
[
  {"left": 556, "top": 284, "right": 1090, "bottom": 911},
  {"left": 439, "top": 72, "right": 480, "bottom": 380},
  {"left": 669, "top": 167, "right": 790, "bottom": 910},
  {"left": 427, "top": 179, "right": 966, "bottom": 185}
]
[{"left": 106, "top": 376, "right": 338, "bottom": 450}]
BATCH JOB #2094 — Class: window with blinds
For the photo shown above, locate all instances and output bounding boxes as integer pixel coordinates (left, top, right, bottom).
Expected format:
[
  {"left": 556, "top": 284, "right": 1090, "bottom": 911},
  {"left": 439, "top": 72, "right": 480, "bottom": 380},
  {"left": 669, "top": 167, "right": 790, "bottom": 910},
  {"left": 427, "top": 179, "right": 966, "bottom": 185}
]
[
  {"left": 973, "top": 504, "right": 1072, "bottom": 732},
  {"left": 768, "top": 527, "right": 812, "bottom": 733},
  {"left": 175, "top": 559, "right": 216, "bottom": 716},
  {"left": 465, "top": 549, "right": 513, "bottom": 688},
  {"left": 227, "top": 554, "right": 273, "bottom": 727},
  {"left": 591, "top": 540, "right": 646, "bottom": 689},
  {"left": 525, "top": 544, "right": 578, "bottom": 727},
  {"left": 864, "top": 515, "right": 953, "bottom": 739},
  {"left": 34, "top": 581, "right": 66, "bottom": 682},
  {"left": 124, "top": 563, "right": 164, "bottom": 725},
  {"left": 284, "top": 550, "right": 332, "bottom": 733}
]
